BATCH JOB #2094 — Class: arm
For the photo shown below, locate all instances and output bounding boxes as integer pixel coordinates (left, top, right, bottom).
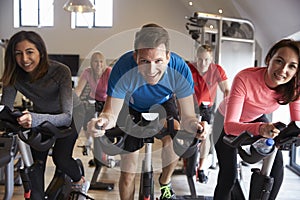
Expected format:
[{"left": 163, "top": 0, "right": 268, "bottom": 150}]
[
  {"left": 218, "top": 79, "right": 230, "bottom": 98},
  {"left": 178, "top": 95, "right": 207, "bottom": 139},
  {"left": 88, "top": 95, "right": 124, "bottom": 137},
  {"left": 30, "top": 65, "right": 73, "bottom": 128},
  {"left": 289, "top": 99, "right": 300, "bottom": 121},
  {"left": 74, "top": 73, "right": 88, "bottom": 98},
  {"left": 0, "top": 85, "right": 17, "bottom": 110}
]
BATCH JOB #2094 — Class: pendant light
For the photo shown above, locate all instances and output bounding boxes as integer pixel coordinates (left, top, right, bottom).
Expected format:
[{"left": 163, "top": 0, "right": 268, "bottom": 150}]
[{"left": 63, "top": 0, "right": 96, "bottom": 13}]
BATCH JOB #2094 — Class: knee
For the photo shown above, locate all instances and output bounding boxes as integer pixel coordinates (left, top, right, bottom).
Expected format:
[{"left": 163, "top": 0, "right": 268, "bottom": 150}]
[{"left": 120, "top": 172, "right": 136, "bottom": 185}]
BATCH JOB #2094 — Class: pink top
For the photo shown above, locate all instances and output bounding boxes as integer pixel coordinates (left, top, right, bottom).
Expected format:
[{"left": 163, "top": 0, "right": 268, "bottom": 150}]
[
  {"left": 220, "top": 67, "right": 300, "bottom": 136},
  {"left": 188, "top": 62, "right": 228, "bottom": 107},
  {"left": 81, "top": 67, "right": 112, "bottom": 101}
]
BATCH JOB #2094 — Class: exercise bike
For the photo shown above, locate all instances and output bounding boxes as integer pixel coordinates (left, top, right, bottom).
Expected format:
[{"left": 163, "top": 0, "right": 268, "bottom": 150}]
[
  {"left": 0, "top": 104, "right": 93, "bottom": 200},
  {"left": 223, "top": 121, "right": 300, "bottom": 200},
  {"left": 97, "top": 113, "right": 200, "bottom": 200}
]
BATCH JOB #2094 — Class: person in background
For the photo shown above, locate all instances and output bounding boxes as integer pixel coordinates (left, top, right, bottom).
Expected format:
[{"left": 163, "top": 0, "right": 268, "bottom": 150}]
[
  {"left": 87, "top": 23, "right": 207, "bottom": 200},
  {"left": 0, "top": 30, "right": 89, "bottom": 199},
  {"left": 213, "top": 39, "right": 300, "bottom": 200},
  {"left": 74, "top": 51, "right": 112, "bottom": 159},
  {"left": 187, "top": 44, "right": 230, "bottom": 183}
]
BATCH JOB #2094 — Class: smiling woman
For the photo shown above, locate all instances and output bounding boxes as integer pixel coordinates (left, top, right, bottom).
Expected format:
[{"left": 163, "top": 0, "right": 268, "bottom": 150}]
[
  {"left": 213, "top": 38, "right": 300, "bottom": 200},
  {"left": 0, "top": 30, "right": 89, "bottom": 199},
  {"left": 14, "top": 40, "right": 41, "bottom": 73}
]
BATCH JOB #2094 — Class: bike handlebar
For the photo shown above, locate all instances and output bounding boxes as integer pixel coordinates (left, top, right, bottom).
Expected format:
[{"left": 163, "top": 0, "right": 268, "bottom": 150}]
[
  {"left": 0, "top": 105, "right": 72, "bottom": 151},
  {"left": 223, "top": 121, "right": 300, "bottom": 164},
  {"left": 96, "top": 114, "right": 200, "bottom": 158}
]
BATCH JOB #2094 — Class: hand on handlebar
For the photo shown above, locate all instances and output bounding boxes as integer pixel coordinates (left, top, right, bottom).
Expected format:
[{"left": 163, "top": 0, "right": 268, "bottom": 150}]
[
  {"left": 87, "top": 112, "right": 116, "bottom": 138},
  {"left": 196, "top": 121, "right": 207, "bottom": 140},
  {"left": 87, "top": 118, "right": 105, "bottom": 138},
  {"left": 16, "top": 110, "right": 32, "bottom": 129},
  {"left": 259, "top": 123, "right": 280, "bottom": 138}
]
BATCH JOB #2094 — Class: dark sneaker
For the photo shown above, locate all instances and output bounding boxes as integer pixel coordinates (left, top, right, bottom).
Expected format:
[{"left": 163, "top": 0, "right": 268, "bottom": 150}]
[
  {"left": 196, "top": 169, "right": 208, "bottom": 184},
  {"left": 160, "top": 183, "right": 176, "bottom": 200}
]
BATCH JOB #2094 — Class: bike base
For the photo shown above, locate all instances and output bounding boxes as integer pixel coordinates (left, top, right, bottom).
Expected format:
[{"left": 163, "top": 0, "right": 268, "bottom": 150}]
[{"left": 176, "top": 195, "right": 213, "bottom": 200}]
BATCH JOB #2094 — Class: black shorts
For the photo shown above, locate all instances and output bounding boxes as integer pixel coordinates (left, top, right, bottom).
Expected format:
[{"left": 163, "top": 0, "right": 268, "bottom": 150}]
[{"left": 116, "top": 96, "right": 179, "bottom": 153}]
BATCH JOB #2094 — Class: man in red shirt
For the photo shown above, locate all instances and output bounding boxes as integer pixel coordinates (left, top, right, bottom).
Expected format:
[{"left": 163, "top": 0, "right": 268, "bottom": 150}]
[{"left": 188, "top": 44, "right": 230, "bottom": 183}]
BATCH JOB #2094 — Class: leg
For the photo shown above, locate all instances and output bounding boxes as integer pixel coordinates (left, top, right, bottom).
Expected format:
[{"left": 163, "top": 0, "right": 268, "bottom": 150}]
[
  {"left": 213, "top": 129, "right": 237, "bottom": 200},
  {"left": 198, "top": 125, "right": 212, "bottom": 170},
  {"left": 52, "top": 125, "right": 82, "bottom": 182},
  {"left": 30, "top": 148, "right": 49, "bottom": 200},
  {"left": 119, "top": 151, "right": 139, "bottom": 200},
  {"left": 197, "top": 124, "right": 212, "bottom": 183},
  {"left": 159, "top": 135, "right": 178, "bottom": 200},
  {"left": 160, "top": 135, "right": 179, "bottom": 184},
  {"left": 268, "top": 150, "right": 284, "bottom": 200}
]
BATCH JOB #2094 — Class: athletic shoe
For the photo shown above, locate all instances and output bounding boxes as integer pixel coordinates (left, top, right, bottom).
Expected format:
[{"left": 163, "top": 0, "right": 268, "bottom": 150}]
[
  {"left": 196, "top": 169, "right": 208, "bottom": 184},
  {"left": 159, "top": 183, "right": 176, "bottom": 200}
]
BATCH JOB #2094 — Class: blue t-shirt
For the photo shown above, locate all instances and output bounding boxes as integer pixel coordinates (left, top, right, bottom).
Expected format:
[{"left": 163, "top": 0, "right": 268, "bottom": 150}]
[{"left": 108, "top": 51, "right": 194, "bottom": 112}]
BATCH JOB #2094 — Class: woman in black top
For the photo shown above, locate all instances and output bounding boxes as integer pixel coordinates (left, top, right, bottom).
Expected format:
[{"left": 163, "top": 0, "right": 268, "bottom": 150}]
[{"left": 1, "top": 30, "right": 88, "bottom": 199}]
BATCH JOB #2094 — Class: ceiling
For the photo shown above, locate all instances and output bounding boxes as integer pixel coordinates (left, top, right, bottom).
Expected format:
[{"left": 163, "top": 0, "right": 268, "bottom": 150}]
[{"left": 179, "top": 0, "right": 300, "bottom": 49}]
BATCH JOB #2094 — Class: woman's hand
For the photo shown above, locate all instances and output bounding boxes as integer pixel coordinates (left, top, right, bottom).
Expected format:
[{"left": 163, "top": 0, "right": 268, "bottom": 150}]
[
  {"left": 259, "top": 123, "right": 280, "bottom": 138},
  {"left": 17, "top": 110, "right": 32, "bottom": 128}
]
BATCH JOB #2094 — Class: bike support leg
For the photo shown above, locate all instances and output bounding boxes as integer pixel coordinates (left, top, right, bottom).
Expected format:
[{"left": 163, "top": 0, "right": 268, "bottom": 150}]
[
  {"left": 4, "top": 157, "right": 14, "bottom": 200},
  {"left": 261, "top": 149, "right": 278, "bottom": 176},
  {"left": 144, "top": 143, "right": 152, "bottom": 172},
  {"left": 18, "top": 135, "right": 35, "bottom": 199},
  {"left": 139, "top": 143, "right": 154, "bottom": 200},
  {"left": 248, "top": 149, "right": 277, "bottom": 200}
]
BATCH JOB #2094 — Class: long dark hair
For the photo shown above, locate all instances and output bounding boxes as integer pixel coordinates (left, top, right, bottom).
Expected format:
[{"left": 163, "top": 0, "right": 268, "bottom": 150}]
[
  {"left": 265, "top": 39, "right": 300, "bottom": 104},
  {"left": 2, "top": 31, "right": 49, "bottom": 86}
]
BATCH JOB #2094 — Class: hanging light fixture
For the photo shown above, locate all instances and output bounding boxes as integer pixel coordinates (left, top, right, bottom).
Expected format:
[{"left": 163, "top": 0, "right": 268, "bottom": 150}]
[{"left": 63, "top": 0, "right": 96, "bottom": 13}]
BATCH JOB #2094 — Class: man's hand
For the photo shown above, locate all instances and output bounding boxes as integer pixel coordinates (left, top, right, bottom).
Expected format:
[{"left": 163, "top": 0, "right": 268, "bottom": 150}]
[
  {"left": 196, "top": 121, "right": 207, "bottom": 140},
  {"left": 87, "top": 118, "right": 105, "bottom": 137},
  {"left": 87, "top": 112, "right": 116, "bottom": 137}
]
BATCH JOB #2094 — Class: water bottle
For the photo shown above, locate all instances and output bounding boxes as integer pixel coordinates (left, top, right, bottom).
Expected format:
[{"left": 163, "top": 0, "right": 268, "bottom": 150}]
[{"left": 252, "top": 138, "right": 275, "bottom": 154}]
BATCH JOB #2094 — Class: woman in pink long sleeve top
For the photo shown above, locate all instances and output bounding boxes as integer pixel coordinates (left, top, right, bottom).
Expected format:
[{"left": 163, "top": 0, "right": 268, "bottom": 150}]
[{"left": 213, "top": 39, "right": 300, "bottom": 200}]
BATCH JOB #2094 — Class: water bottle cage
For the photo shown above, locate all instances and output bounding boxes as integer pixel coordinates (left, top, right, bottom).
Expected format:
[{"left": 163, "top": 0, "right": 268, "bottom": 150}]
[{"left": 238, "top": 144, "right": 275, "bottom": 164}]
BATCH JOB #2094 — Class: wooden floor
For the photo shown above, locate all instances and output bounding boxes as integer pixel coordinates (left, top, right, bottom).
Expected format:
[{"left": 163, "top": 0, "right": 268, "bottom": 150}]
[{"left": 1, "top": 132, "right": 300, "bottom": 200}]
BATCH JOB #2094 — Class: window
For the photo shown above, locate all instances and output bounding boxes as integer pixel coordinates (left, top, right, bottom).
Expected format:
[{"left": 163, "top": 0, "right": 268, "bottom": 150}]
[
  {"left": 71, "top": 0, "right": 113, "bottom": 29},
  {"left": 14, "top": 0, "right": 54, "bottom": 27}
]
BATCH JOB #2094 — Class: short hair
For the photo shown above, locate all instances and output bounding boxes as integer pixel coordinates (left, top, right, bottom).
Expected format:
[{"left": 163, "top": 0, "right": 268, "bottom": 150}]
[
  {"left": 196, "top": 44, "right": 213, "bottom": 56},
  {"left": 134, "top": 23, "right": 170, "bottom": 52}
]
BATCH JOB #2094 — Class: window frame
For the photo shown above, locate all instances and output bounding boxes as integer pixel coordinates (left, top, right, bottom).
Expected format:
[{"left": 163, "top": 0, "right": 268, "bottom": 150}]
[
  {"left": 14, "top": 0, "right": 54, "bottom": 28},
  {"left": 71, "top": 0, "right": 113, "bottom": 29}
]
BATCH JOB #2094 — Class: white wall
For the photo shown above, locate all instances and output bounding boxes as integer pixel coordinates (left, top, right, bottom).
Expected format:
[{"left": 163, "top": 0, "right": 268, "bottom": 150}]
[{"left": 0, "top": 0, "right": 194, "bottom": 70}]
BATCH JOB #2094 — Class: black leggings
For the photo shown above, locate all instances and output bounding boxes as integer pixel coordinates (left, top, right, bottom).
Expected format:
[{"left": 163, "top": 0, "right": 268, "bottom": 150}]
[
  {"left": 213, "top": 111, "right": 283, "bottom": 200},
  {"left": 30, "top": 119, "right": 82, "bottom": 199}
]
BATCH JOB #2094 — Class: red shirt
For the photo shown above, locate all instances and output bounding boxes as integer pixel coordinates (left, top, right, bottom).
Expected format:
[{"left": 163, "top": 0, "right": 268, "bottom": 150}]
[{"left": 188, "top": 62, "right": 228, "bottom": 107}]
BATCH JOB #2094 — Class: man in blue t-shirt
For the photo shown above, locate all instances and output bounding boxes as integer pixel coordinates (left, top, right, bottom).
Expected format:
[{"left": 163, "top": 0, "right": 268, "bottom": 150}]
[{"left": 88, "top": 23, "right": 207, "bottom": 200}]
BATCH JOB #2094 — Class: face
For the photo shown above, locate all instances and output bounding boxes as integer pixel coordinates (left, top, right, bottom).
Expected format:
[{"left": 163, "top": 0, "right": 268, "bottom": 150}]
[
  {"left": 196, "top": 51, "right": 212, "bottom": 74},
  {"left": 265, "top": 47, "right": 299, "bottom": 88},
  {"left": 135, "top": 43, "right": 170, "bottom": 85},
  {"left": 91, "top": 54, "right": 105, "bottom": 75},
  {"left": 15, "top": 40, "right": 40, "bottom": 73}
]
